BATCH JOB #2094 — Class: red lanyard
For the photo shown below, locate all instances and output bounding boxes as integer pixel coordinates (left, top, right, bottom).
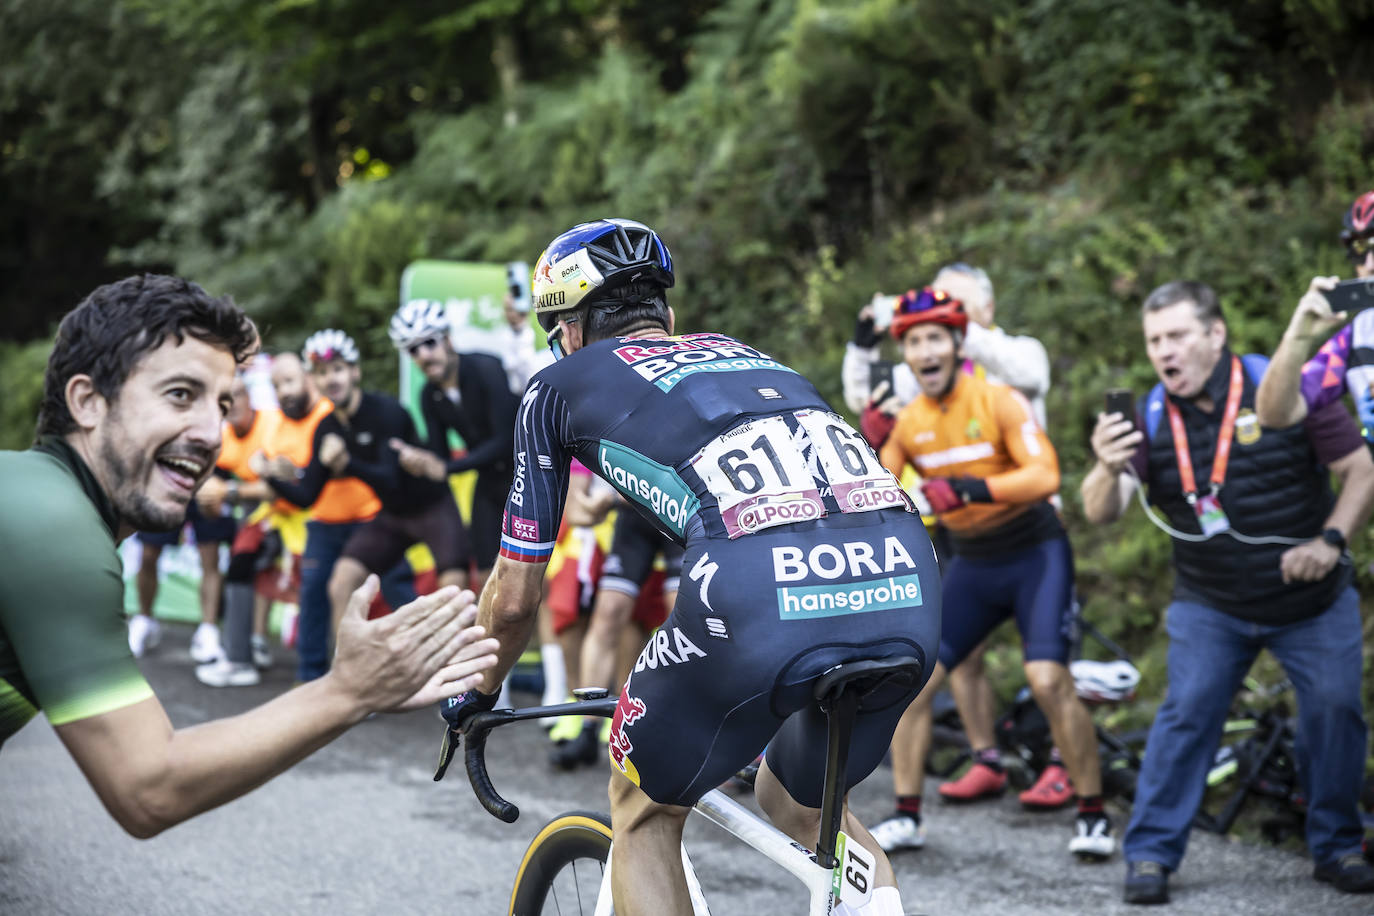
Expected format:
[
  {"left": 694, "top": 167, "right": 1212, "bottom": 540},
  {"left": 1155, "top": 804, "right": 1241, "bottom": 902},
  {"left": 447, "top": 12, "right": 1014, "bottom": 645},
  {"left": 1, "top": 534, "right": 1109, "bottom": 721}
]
[{"left": 1165, "top": 355, "right": 1243, "bottom": 502}]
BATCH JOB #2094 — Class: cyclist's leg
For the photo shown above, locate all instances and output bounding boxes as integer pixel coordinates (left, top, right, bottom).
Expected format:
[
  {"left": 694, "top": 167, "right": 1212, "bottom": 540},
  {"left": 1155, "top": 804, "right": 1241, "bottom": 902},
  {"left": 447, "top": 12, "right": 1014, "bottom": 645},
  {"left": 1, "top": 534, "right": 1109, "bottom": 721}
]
[
  {"left": 607, "top": 770, "right": 693, "bottom": 916},
  {"left": 946, "top": 643, "right": 996, "bottom": 751},
  {"left": 581, "top": 512, "right": 653, "bottom": 695},
  {"left": 1010, "top": 536, "right": 1100, "bottom": 795},
  {"left": 755, "top": 753, "right": 897, "bottom": 891},
  {"left": 888, "top": 661, "right": 948, "bottom": 797},
  {"left": 1265, "top": 585, "right": 1365, "bottom": 867},
  {"left": 332, "top": 512, "right": 411, "bottom": 630},
  {"left": 1123, "top": 599, "right": 1257, "bottom": 870},
  {"left": 416, "top": 490, "right": 470, "bottom": 591}
]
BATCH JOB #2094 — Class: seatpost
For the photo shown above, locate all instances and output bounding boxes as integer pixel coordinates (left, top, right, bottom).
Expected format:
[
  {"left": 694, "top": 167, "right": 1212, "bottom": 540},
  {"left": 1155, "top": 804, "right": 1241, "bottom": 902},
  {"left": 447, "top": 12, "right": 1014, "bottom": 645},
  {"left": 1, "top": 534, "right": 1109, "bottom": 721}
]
[{"left": 816, "top": 687, "right": 859, "bottom": 869}]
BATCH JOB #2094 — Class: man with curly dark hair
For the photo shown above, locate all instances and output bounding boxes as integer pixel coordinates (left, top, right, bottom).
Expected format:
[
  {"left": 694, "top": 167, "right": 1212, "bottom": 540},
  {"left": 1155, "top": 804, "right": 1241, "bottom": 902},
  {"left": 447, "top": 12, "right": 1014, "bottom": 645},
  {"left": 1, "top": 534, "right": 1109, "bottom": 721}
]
[{"left": 0, "top": 274, "right": 497, "bottom": 837}]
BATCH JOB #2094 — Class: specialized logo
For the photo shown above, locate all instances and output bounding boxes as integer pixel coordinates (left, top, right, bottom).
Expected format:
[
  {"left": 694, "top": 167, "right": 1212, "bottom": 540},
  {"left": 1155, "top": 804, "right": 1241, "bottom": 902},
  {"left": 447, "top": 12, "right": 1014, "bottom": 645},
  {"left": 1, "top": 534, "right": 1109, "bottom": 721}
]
[
  {"left": 771, "top": 536, "right": 918, "bottom": 582},
  {"left": 597, "top": 441, "right": 700, "bottom": 536},
  {"left": 611, "top": 333, "right": 797, "bottom": 392},
  {"left": 633, "top": 626, "right": 708, "bottom": 672},
  {"left": 689, "top": 552, "right": 718, "bottom": 611},
  {"left": 520, "top": 382, "right": 541, "bottom": 433},
  {"left": 778, "top": 573, "right": 925, "bottom": 620},
  {"left": 536, "top": 291, "right": 565, "bottom": 309}
]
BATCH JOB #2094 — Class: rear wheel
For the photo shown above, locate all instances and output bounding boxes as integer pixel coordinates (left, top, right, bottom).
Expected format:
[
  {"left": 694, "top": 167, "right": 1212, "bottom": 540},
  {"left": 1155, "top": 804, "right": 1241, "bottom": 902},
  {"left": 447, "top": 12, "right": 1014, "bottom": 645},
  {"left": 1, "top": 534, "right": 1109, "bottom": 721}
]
[{"left": 509, "top": 810, "right": 613, "bottom": 916}]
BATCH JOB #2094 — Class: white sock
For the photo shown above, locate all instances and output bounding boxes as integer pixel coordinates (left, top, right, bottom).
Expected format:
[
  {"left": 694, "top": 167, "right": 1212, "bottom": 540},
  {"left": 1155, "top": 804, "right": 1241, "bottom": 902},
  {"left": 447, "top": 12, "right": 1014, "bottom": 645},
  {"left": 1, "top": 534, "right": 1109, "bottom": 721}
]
[
  {"left": 497, "top": 674, "right": 513, "bottom": 710},
  {"left": 834, "top": 886, "right": 903, "bottom": 916},
  {"left": 541, "top": 643, "right": 567, "bottom": 706}
]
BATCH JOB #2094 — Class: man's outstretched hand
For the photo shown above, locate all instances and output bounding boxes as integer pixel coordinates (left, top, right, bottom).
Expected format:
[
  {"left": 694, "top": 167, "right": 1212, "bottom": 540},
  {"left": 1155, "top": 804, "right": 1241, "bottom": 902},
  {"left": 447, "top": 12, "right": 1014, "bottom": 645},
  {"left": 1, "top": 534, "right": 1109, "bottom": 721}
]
[{"left": 329, "top": 577, "right": 499, "bottom": 714}]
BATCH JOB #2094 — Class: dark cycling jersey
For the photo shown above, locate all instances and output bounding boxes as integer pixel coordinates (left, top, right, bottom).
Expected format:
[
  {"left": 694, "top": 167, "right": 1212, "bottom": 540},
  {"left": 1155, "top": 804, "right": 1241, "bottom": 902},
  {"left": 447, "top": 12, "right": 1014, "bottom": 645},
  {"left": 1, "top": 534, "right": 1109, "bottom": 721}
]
[
  {"left": 501, "top": 332, "right": 939, "bottom": 806},
  {"left": 269, "top": 391, "right": 450, "bottom": 517},
  {"left": 0, "top": 439, "right": 154, "bottom": 749},
  {"left": 420, "top": 352, "right": 520, "bottom": 568}
]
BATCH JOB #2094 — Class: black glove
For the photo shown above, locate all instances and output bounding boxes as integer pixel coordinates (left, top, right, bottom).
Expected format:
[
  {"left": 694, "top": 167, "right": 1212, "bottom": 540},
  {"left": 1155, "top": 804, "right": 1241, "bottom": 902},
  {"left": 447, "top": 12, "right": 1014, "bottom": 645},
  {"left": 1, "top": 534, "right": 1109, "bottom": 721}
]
[
  {"left": 433, "top": 688, "right": 499, "bottom": 781},
  {"left": 949, "top": 476, "right": 992, "bottom": 503},
  {"left": 853, "top": 312, "right": 880, "bottom": 349}
]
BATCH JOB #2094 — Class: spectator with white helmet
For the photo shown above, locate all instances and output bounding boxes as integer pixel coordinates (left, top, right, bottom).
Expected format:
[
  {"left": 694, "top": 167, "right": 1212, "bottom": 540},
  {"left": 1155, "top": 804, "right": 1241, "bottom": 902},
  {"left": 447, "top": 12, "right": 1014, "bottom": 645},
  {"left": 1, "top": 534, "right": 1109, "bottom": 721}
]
[
  {"left": 262, "top": 329, "right": 460, "bottom": 680},
  {"left": 388, "top": 301, "right": 520, "bottom": 594}
]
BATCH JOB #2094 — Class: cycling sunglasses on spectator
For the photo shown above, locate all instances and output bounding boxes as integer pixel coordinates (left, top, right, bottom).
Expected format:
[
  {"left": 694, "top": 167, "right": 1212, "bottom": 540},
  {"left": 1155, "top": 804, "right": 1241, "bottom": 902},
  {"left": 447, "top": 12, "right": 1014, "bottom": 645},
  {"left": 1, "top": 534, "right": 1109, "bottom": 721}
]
[
  {"left": 407, "top": 336, "right": 444, "bottom": 356},
  {"left": 895, "top": 287, "right": 953, "bottom": 315}
]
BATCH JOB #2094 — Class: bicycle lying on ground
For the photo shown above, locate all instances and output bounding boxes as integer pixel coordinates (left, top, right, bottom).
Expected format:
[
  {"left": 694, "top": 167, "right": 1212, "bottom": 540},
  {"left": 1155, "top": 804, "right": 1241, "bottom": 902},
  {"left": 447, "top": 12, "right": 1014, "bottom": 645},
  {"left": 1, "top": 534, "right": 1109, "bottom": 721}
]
[
  {"left": 461, "top": 655, "right": 926, "bottom": 916},
  {"left": 1193, "top": 678, "right": 1306, "bottom": 844},
  {"left": 924, "top": 615, "right": 1148, "bottom": 803}
]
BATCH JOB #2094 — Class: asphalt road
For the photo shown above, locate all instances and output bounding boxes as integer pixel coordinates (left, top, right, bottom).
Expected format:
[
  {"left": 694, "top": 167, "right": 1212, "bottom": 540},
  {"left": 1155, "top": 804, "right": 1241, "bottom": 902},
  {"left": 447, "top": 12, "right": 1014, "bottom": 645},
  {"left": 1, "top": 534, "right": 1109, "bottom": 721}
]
[{"left": 1, "top": 622, "right": 1368, "bottom": 915}]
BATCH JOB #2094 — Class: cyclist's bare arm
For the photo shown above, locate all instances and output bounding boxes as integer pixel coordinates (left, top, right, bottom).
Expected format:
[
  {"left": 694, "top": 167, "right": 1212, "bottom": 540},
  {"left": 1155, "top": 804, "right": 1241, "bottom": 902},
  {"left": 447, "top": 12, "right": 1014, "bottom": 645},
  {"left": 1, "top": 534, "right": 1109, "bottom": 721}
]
[
  {"left": 56, "top": 580, "right": 495, "bottom": 838},
  {"left": 475, "top": 556, "right": 548, "bottom": 695},
  {"left": 1257, "top": 276, "right": 1346, "bottom": 428}
]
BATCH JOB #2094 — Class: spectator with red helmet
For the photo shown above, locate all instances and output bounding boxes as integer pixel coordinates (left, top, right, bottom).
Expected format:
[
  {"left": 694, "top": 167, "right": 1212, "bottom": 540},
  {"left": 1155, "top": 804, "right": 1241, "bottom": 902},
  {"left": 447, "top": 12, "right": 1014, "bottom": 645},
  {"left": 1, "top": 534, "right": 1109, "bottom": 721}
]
[{"left": 871, "top": 286, "right": 1113, "bottom": 863}]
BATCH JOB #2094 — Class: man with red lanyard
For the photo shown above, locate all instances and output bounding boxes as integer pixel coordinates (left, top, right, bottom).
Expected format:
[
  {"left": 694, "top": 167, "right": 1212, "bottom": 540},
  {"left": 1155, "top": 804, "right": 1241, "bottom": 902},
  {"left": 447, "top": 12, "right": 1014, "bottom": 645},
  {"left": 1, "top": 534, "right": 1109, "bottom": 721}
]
[{"left": 1082, "top": 280, "right": 1374, "bottom": 904}]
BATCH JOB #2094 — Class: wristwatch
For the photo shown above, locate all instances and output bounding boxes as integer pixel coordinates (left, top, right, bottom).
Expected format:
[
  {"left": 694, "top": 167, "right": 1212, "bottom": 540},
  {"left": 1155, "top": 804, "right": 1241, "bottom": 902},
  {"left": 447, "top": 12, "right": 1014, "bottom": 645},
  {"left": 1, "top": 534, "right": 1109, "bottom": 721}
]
[{"left": 1321, "top": 527, "right": 1347, "bottom": 552}]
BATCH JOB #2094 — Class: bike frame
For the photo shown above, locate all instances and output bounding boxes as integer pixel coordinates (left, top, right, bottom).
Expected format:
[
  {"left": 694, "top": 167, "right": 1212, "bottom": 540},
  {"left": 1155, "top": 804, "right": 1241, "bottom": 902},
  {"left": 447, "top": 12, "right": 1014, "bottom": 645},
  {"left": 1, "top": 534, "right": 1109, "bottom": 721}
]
[{"left": 591, "top": 788, "right": 844, "bottom": 916}]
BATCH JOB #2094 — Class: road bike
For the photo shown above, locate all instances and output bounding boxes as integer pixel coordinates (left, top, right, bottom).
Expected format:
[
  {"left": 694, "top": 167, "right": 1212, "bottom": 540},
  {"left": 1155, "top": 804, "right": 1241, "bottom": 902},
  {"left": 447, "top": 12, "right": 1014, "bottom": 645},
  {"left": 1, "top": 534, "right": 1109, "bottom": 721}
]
[
  {"left": 461, "top": 655, "right": 926, "bottom": 916},
  {"left": 1193, "top": 679, "right": 1306, "bottom": 844}
]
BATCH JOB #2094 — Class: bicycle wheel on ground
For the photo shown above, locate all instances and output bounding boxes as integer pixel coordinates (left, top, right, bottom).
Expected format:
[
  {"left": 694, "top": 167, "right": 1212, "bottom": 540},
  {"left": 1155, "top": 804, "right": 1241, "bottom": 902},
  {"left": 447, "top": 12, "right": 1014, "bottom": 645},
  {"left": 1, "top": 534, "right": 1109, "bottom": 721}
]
[{"left": 509, "top": 810, "right": 613, "bottom": 916}]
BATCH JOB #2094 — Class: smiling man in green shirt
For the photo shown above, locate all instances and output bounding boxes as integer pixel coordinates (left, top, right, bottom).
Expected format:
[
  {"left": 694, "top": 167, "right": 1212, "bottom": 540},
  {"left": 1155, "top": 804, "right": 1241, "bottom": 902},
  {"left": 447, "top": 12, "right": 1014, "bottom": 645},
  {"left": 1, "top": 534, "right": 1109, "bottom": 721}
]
[{"left": 0, "top": 274, "right": 497, "bottom": 837}]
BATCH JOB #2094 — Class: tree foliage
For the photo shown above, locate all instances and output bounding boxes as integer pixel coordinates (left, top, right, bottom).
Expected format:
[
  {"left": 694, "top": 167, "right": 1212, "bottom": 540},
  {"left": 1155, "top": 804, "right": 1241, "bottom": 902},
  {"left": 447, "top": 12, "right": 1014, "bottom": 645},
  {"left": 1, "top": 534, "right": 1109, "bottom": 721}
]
[{"left": 5, "top": 0, "right": 1374, "bottom": 722}]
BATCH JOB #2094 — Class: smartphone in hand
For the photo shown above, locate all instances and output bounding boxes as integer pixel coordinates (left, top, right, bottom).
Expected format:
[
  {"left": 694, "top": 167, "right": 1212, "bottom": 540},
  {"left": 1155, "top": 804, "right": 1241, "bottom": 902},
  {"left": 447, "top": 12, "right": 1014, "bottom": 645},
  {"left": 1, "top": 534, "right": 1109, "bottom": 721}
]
[
  {"left": 1105, "top": 389, "right": 1135, "bottom": 430},
  {"left": 1320, "top": 277, "right": 1374, "bottom": 315},
  {"left": 870, "top": 360, "right": 897, "bottom": 398}
]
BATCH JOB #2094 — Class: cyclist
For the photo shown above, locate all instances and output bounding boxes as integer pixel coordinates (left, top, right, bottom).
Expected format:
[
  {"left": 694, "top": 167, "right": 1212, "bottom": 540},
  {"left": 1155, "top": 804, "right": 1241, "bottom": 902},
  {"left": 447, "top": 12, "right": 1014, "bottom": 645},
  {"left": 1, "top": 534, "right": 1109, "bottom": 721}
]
[
  {"left": 0, "top": 274, "right": 496, "bottom": 836},
  {"left": 440, "top": 218, "right": 938, "bottom": 916},
  {"left": 873, "top": 287, "right": 1115, "bottom": 861},
  {"left": 388, "top": 300, "right": 520, "bottom": 594}
]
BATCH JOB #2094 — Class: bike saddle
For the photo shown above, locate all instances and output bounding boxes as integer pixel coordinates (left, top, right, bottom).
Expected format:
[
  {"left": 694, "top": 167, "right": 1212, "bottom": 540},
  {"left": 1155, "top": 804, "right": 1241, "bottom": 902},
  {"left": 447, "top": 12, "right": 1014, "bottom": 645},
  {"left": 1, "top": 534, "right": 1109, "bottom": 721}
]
[{"left": 812, "top": 655, "right": 924, "bottom": 709}]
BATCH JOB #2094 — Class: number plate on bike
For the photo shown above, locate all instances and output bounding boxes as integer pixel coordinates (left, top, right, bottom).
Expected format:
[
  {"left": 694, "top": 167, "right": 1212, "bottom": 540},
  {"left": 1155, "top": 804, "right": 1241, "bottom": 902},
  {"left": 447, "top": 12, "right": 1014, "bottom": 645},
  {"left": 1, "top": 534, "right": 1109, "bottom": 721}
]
[
  {"left": 831, "top": 831, "right": 875, "bottom": 909},
  {"left": 690, "top": 414, "right": 824, "bottom": 538}
]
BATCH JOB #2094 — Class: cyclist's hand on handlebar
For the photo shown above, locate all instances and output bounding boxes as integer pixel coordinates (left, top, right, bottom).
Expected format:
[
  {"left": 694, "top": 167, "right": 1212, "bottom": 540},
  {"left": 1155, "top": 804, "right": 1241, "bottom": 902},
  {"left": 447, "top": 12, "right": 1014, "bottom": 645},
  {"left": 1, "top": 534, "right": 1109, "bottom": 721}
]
[
  {"left": 330, "top": 578, "right": 498, "bottom": 715},
  {"left": 433, "top": 687, "right": 500, "bottom": 781},
  {"left": 1090, "top": 411, "right": 1143, "bottom": 474}
]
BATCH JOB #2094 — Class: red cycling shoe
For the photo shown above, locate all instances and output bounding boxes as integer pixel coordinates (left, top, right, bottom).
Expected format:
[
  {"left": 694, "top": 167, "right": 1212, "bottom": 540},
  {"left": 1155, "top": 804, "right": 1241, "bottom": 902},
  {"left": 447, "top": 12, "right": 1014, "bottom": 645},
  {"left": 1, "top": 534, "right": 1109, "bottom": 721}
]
[
  {"left": 938, "top": 761, "right": 1008, "bottom": 802},
  {"left": 1020, "top": 762, "right": 1074, "bottom": 809}
]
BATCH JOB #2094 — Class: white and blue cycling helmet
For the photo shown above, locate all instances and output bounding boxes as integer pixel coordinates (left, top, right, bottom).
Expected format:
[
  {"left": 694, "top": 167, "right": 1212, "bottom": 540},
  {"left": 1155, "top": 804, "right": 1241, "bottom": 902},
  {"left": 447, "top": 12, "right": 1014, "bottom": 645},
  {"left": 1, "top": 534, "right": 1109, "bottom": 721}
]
[{"left": 530, "top": 218, "right": 674, "bottom": 335}]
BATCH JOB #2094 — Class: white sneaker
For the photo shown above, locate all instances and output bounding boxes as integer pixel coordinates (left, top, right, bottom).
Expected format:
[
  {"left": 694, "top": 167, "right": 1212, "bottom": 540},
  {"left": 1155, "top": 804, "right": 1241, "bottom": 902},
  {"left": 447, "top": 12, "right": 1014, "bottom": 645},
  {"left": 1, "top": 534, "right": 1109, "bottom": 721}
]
[
  {"left": 1069, "top": 812, "right": 1116, "bottom": 861},
  {"left": 128, "top": 615, "right": 162, "bottom": 658},
  {"left": 869, "top": 813, "right": 926, "bottom": 852},
  {"left": 195, "top": 659, "right": 261, "bottom": 688},
  {"left": 190, "top": 622, "right": 222, "bottom": 663},
  {"left": 251, "top": 634, "right": 273, "bottom": 669}
]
